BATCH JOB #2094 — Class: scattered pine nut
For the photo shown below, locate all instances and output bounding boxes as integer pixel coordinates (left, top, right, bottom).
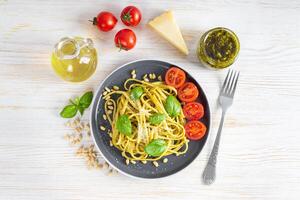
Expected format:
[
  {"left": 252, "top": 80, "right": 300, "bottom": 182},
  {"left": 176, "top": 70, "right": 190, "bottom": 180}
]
[
  {"left": 144, "top": 78, "right": 149, "bottom": 82},
  {"left": 153, "top": 161, "right": 159, "bottom": 167},
  {"left": 126, "top": 159, "right": 130, "bottom": 165},
  {"left": 65, "top": 121, "right": 71, "bottom": 127},
  {"left": 143, "top": 74, "right": 148, "bottom": 79},
  {"left": 108, "top": 106, "right": 114, "bottom": 110},
  {"left": 105, "top": 87, "right": 111, "bottom": 92},
  {"left": 158, "top": 75, "right": 162, "bottom": 81},
  {"left": 132, "top": 74, "right": 136, "bottom": 79},
  {"left": 109, "top": 141, "right": 113, "bottom": 146},
  {"left": 100, "top": 126, "right": 106, "bottom": 131},
  {"left": 74, "top": 118, "right": 80, "bottom": 125},
  {"left": 79, "top": 122, "right": 84, "bottom": 129},
  {"left": 149, "top": 73, "right": 156, "bottom": 79},
  {"left": 130, "top": 160, "right": 136, "bottom": 164},
  {"left": 97, "top": 163, "right": 103, "bottom": 169},
  {"left": 84, "top": 123, "right": 90, "bottom": 131},
  {"left": 131, "top": 70, "right": 136, "bottom": 75},
  {"left": 107, "top": 110, "right": 112, "bottom": 115},
  {"left": 75, "top": 127, "right": 82, "bottom": 133},
  {"left": 103, "top": 91, "right": 108, "bottom": 96},
  {"left": 108, "top": 169, "right": 114, "bottom": 175},
  {"left": 64, "top": 134, "right": 70, "bottom": 140},
  {"left": 104, "top": 95, "right": 111, "bottom": 100},
  {"left": 113, "top": 86, "right": 119, "bottom": 90},
  {"left": 63, "top": 115, "right": 115, "bottom": 173},
  {"left": 107, "top": 101, "right": 113, "bottom": 106},
  {"left": 163, "top": 158, "right": 168, "bottom": 163},
  {"left": 103, "top": 162, "right": 109, "bottom": 169},
  {"left": 103, "top": 114, "right": 107, "bottom": 120},
  {"left": 141, "top": 160, "right": 147, "bottom": 164}
]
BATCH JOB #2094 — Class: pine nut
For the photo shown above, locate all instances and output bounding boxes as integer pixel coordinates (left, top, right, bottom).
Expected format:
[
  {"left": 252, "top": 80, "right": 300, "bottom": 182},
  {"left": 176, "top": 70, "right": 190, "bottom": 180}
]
[
  {"left": 153, "top": 161, "right": 159, "bottom": 167},
  {"left": 113, "top": 86, "right": 119, "bottom": 90}
]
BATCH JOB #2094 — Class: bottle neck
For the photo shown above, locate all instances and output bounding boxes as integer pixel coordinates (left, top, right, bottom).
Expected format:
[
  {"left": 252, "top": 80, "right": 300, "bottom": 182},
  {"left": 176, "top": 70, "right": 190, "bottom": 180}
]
[{"left": 54, "top": 37, "right": 80, "bottom": 60}]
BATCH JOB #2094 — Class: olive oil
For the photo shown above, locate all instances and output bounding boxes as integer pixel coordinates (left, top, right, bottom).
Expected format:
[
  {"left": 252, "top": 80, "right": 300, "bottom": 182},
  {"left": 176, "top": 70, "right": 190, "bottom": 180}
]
[{"left": 51, "top": 37, "right": 97, "bottom": 82}]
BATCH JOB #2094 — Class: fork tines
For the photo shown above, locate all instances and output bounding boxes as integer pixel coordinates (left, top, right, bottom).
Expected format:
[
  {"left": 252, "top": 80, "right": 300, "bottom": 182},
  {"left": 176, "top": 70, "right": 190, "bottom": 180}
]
[{"left": 221, "top": 69, "right": 240, "bottom": 97}]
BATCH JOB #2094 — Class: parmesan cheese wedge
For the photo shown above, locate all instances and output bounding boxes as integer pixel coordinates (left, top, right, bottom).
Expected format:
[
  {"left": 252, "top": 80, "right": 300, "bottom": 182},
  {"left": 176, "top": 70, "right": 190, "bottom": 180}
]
[{"left": 148, "top": 11, "right": 189, "bottom": 55}]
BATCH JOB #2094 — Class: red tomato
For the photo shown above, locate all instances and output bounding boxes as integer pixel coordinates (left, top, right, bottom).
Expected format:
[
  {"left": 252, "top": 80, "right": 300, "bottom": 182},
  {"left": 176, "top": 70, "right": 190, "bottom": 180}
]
[
  {"left": 184, "top": 120, "right": 207, "bottom": 140},
  {"left": 92, "top": 11, "right": 117, "bottom": 32},
  {"left": 114, "top": 29, "right": 137, "bottom": 50},
  {"left": 120, "top": 6, "right": 142, "bottom": 27},
  {"left": 183, "top": 102, "right": 204, "bottom": 120},
  {"left": 165, "top": 67, "right": 186, "bottom": 88},
  {"left": 178, "top": 82, "right": 199, "bottom": 102}
]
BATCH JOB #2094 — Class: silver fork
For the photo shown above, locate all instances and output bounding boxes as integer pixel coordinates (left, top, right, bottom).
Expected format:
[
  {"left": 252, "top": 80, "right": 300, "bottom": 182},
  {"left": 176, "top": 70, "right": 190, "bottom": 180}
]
[{"left": 202, "top": 69, "right": 240, "bottom": 185}]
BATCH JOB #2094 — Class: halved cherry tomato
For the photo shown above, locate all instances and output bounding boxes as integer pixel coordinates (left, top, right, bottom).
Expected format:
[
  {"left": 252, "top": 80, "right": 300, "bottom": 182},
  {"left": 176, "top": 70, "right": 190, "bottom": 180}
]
[
  {"left": 184, "top": 120, "right": 207, "bottom": 140},
  {"left": 178, "top": 82, "right": 199, "bottom": 102},
  {"left": 165, "top": 67, "right": 186, "bottom": 88},
  {"left": 183, "top": 102, "right": 204, "bottom": 120}
]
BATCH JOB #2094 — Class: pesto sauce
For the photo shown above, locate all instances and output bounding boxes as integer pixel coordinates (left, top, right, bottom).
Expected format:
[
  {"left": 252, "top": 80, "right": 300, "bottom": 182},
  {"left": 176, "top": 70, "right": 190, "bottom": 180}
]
[{"left": 197, "top": 27, "right": 240, "bottom": 69}]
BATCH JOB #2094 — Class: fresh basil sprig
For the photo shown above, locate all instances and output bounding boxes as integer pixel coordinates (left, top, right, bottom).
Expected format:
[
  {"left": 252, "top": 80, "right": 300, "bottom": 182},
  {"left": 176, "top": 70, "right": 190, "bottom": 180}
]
[
  {"left": 145, "top": 139, "right": 167, "bottom": 157},
  {"left": 60, "top": 91, "right": 93, "bottom": 118}
]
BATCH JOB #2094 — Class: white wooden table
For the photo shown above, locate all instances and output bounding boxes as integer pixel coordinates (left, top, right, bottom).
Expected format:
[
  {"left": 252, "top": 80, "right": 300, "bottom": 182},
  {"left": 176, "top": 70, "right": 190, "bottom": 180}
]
[{"left": 1, "top": 0, "right": 300, "bottom": 199}]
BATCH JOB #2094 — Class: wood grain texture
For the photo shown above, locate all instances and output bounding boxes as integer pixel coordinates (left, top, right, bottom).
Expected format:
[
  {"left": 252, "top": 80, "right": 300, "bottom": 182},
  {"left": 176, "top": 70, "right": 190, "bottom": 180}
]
[{"left": 1, "top": 0, "right": 300, "bottom": 199}]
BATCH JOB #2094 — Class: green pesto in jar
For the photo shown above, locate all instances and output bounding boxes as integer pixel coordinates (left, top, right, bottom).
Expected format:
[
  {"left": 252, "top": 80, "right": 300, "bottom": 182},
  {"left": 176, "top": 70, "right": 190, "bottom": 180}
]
[{"left": 197, "top": 27, "right": 240, "bottom": 69}]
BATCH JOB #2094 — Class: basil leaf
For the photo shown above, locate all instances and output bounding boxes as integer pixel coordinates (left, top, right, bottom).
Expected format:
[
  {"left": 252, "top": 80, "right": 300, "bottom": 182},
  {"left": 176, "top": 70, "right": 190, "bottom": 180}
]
[
  {"left": 130, "top": 86, "right": 144, "bottom": 100},
  {"left": 79, "top": 91, "right": 93, "bottom": 108},
  {"left": 60, "top": 105, "right": 78, "bottom": 118},
  {"left": 116, "top": 114, "right": 132, "bottom": 136},
  {"left": 149, "top": 113, "right": 166, "bottom": 125},
  {"left": 164, "top": 96, "right": 181, "bottom": 117},
  {"left": 78, "top": 106, "right": 85, "bottom": 116},
  {"left": 145, "top": 139, "right": 167, "bottom": 157}
]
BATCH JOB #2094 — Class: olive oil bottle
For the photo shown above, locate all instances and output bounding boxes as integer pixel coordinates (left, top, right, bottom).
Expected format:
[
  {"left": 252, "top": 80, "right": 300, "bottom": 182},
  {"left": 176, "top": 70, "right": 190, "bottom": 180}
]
[{"left": 51, "top": 37, "right": 97, "bottom": 82}]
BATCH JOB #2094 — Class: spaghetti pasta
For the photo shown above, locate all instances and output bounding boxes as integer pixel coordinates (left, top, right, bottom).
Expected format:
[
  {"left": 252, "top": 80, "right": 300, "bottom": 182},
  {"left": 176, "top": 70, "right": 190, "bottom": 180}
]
[{"left": 102, "top": 78, "right": 188, "bottom": 163}]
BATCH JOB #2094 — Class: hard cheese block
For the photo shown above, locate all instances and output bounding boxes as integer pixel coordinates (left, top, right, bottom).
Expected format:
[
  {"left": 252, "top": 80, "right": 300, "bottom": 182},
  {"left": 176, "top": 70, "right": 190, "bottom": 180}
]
[{"left": 148, "top": 11, "right": 189, "bottom": 55}]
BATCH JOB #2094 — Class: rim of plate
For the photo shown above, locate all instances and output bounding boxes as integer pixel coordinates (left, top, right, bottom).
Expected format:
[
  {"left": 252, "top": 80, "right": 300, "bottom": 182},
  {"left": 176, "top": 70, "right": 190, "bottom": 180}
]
[{"left": 90, "top": 59, "right": 212, "bottom": 179}]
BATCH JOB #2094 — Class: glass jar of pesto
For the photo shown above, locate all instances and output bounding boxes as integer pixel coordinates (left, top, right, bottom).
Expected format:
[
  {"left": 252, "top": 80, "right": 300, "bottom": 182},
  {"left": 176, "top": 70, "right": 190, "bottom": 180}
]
[{"left": 197, "top": 27, "right": 240, "bottom": 69}]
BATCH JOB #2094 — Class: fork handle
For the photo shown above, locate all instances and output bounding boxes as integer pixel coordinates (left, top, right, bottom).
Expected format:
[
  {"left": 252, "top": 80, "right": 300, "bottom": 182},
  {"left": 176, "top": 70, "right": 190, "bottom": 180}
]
[{"left": 202, "top": 110, "right": 226, "bottom": 185}]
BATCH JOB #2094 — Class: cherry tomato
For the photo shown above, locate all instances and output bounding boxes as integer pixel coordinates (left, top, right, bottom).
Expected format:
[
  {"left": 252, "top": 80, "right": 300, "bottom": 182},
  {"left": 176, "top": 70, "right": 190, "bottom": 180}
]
[
  {"left": 92, "top": 11, "right": 117, "bottom": 32},
  {"left": 184, "top": 120, "right": 207, "bottom": 140},
  {"left": 178, "top": 82, "right": 199, "bottom": 102},
  {"left": 165, "top": 67, "right": 186, "bottom": 88},
  {"left": 114, "top": 29, "right": 137, "bottom": 50},
  {"left": 120, "top": 6, "right": 142, "bottom": 27},
  {"left": 183, "top": 102, "right": 204, "bottom": 120}
]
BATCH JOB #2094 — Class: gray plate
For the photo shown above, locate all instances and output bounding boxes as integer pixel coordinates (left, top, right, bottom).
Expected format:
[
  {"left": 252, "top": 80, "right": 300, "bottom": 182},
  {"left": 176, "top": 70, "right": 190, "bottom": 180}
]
[{"left": 90, "top": 60, "right": 211, "bottom": 179}]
